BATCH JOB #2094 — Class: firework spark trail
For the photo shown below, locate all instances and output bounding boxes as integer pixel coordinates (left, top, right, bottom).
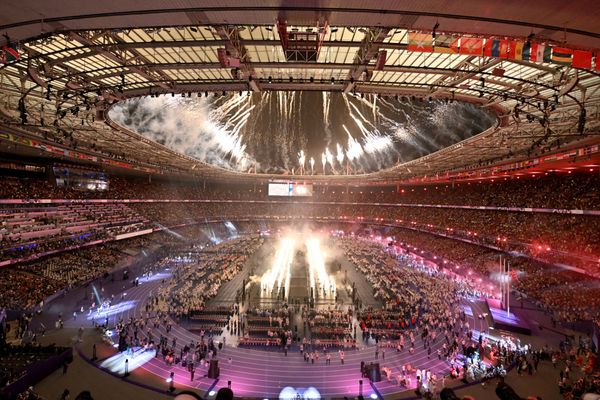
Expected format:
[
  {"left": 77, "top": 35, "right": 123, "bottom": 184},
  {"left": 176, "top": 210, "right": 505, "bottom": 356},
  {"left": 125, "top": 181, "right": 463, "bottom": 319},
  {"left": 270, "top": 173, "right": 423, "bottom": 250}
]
[
  {"left": 349, "top": 113, "right": 371, "bottom": 138},
  {"left": 341, "top": 92, "right": 352, "bottom": 113},
  {"left": 322, "top": 92, "right": 332, "bottom": 143},
  {"left": 336, "top": 143, "right": 345, "bottom": 165},
  {"left": 220, "top": 94, "right": 248, "bottom": 114},
  {"left": 372, "top": 95, "right": 378, "bottom": 122},
  {"left": 372, "top": 97, "right": 403, "bottom": 126},
  {"left": 343, "top": 125, "right": 364, "bottom": 161},
  {"left": 362, "top": 131, "right": 393, "bottom": 154},
  {"left": 229, "top": 112, "right": 252, "bottom": 138},
  {"left": 297, "top": 92, "right": 306, "bottom": 151},
  {"left": 325, "top": 147, "right": 335, "bottom": 173},
  {"left": 348, "top": 100, "right": 378, "bottom": 130},
  {"left": 321, "top": 152, "right": 326, "bottom": 173},
  {"left": 378, "top": 96, "right": 399, "bottom": 111},
  {"left": 227, "top": 104, "right": 255, "bottom": 128},
  {"left": 310, "top": 157, "right": 315, "bottom": 174}
]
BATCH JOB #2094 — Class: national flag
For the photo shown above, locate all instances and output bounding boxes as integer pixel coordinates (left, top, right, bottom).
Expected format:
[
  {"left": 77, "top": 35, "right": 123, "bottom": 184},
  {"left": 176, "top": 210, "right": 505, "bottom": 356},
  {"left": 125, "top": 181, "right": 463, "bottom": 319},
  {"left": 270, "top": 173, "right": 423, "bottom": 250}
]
[
  {"left": 501, "top": 40, "right": 516, "bottom": 59},
  {"left": 535, "top": 44, "right": 546, "bottom": 63},
  {"left": 551, "top": 47, "right": 573, "bottom": 65},
  {"left": 543, "top": 46, "right": 552, "bottom": 63},
  {"left": 572, "top": 50, "right": 592, "bottom": 69},
  {"left": 1, "top": 41, "right": 19, "bottom": 63},
  {"left": 433, "top": 34, "right": 458, "bottom": 54},
  {"left": 522, "top": 41, "right": 534, "bottom": 61},
  {"left": 407, "top": 32, "right": 433, "bottom": 52},
  {"left": 497, "top": 40, "right": 509, "bottom": 57},
  {"left": 512, "top": 41, "right": 524, "bottom": 61},
  {"left": 459, "top": 37, "right": 483, "bottom": 56},
  {"left": 483, "top": 39, "right": 501, "bottom": 57}
]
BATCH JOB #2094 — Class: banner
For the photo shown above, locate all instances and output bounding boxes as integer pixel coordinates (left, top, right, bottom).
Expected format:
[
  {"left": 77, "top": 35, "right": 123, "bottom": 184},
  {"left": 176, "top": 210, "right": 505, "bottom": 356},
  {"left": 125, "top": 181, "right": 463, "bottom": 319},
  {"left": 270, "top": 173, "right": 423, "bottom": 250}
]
[{"left": 0, "top": 131, "right": 158, "bottom": 174}]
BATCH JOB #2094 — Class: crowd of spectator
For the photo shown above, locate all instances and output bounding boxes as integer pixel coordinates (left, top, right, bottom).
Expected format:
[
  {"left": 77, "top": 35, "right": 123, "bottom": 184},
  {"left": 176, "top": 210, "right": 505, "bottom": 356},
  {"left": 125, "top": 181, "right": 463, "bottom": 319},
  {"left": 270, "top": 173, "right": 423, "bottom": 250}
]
[
  {"left": 0, "top": 236, "right": 168, "bottom": 312},
  {"left": 0, "top": 170, "right": 598, "bottom": 335},
  {"left": 387, "top": 229, "right": 600, "bottom": 324},
  {"left": 1, "top": 171, "right": 599, "bottom": 211},
  {"left": 125, "top": 201, "right": 599, "bottom": 272}
]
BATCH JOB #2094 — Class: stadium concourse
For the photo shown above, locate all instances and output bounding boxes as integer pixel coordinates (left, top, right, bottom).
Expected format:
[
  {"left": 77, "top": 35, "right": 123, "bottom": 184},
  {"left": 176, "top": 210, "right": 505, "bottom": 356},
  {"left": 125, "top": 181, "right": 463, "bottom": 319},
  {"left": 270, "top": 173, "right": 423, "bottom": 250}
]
[{"left": 1, "top": 1, "right": 600, "bottom": 400}]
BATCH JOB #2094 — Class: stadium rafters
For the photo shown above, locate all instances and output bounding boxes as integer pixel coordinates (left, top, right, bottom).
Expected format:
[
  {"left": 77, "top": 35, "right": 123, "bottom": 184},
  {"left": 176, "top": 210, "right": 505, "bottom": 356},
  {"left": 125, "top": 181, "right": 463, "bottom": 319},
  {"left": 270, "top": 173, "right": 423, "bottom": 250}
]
[{"left": 0, "top": 1, "right": 599, "bottom": 184}]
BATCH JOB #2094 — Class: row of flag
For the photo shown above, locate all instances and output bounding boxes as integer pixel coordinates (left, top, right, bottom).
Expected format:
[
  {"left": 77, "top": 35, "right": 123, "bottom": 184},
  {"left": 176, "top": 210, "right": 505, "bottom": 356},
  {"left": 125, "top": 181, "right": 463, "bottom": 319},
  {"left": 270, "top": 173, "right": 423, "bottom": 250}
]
[{"left": 407, "top": 32, "right": 598, "bottom": 70}]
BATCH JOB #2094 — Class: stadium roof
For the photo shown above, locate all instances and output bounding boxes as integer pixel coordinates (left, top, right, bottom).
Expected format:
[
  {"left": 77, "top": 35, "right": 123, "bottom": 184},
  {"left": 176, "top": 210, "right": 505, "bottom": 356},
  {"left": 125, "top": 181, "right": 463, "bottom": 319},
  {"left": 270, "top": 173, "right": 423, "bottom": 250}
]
[{"left": 0, "top": 1, "right": 599, "bottom": 183}]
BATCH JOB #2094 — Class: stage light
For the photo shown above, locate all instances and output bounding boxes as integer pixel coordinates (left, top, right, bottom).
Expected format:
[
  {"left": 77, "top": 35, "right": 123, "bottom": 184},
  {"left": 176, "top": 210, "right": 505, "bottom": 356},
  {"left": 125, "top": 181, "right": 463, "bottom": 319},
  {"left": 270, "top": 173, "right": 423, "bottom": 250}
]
[
  {"left": 370, "top": 394, "right": 378, "bottom": 399},
  {"left": 208, "top": 391, "right": 216, "bottom": 397}
]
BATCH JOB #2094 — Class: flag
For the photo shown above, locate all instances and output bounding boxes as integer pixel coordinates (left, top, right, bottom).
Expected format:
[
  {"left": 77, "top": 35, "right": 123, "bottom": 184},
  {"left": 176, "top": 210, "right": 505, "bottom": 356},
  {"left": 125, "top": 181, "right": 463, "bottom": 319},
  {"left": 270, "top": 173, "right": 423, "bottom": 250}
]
[
  {"left": 522, "top": 41, "right": 533, "bottom": 61},
  {"left": 535, "top": 44, "right": 547, "bottom": 63},
  {"left": 543, "top": 46, "right": 552, "bottom": 63},
  {"left": 433, "top": 34, "right": 458, "bottom": 54},
  {"left": 502, "top": 40, "right": 516, "bottom": 59},
  {"left": 551, "top": 47, "right": 573, "bottom": 65},
  {"left": 483, "top": 39, "right": 501, "bottom": 57},
  {"left": 572, "top": 50, "right": 592, "bottom": 69},
  {"left": 459, "top": 37, "right": 483, "bottom": 56},
  {"left": 512, "top": 41, "right": 524, "bottom": 61},
  {"left": 1, "top": 41, "right": 19, "bottom": 63},
  {"left": 407, "top": 32, "right": 433, "bottom": 52}
]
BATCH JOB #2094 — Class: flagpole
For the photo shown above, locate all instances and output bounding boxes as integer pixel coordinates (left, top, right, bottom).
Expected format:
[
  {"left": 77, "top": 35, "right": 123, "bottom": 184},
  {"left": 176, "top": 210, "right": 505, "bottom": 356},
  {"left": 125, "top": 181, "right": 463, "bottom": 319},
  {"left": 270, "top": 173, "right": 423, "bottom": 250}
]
[
  {"left": 499, "top": 255, "right": 503, "bottom": 308},
  {"left": 502, "top": 256, "right": 507, "bottom": 310},
  {"left": 507, "top": 262, "right": 511, "bottom": 318}
]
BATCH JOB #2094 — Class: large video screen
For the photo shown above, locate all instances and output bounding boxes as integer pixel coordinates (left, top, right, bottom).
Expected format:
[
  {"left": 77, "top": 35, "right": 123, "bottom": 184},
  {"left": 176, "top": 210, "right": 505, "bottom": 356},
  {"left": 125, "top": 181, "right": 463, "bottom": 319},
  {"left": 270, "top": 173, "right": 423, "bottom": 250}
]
[
  {"left": 53, "top": 166, "right": 109, "bottom": 191},
  {"left": 268, "top": 182, "right": 313, "bottom": 197}
]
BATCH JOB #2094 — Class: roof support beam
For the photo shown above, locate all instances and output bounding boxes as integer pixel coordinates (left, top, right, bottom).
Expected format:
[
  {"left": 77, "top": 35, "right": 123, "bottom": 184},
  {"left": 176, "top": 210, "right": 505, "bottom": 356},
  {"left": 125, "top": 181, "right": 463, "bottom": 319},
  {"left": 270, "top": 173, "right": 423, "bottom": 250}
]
[
  {"left": 213, "top": 26, "right": 261, "bottom": 92},
  {"left": 68, "top": 31, "right": 172, "bottom": 91},
  {"left": 343, "top": 27, "right": 391, "bottom": 93}
]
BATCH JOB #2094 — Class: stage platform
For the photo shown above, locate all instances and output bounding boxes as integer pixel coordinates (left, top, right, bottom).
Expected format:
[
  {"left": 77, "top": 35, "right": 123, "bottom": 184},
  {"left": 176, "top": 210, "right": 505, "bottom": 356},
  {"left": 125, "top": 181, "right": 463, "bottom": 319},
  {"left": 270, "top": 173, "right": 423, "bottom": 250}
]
[{"left": 485, "top": 298, "right": 532, "bottom": 335}]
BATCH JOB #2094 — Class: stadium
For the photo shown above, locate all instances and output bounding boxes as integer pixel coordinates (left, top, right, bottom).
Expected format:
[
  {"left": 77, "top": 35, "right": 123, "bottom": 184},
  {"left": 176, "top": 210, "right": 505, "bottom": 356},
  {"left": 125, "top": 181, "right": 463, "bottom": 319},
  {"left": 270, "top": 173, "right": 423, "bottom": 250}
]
[{"left": 0, "top": 1, "right": 599, "bottom": 399}]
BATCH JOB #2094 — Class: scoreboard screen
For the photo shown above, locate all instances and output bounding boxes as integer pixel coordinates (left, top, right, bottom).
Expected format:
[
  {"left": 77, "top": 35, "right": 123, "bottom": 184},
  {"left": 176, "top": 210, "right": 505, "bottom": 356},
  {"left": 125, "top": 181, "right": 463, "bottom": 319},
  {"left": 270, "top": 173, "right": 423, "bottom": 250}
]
[{"left": 268, "top": 182, "right": 313, "bottom": 197}]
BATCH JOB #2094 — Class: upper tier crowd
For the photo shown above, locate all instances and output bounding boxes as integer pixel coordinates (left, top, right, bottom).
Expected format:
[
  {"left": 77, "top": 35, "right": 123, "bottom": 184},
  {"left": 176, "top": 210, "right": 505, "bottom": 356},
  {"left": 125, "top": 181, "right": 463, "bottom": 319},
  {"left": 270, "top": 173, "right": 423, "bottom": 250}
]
[{"left": 1, "top": 171, "right": 599, "bottom": 210}]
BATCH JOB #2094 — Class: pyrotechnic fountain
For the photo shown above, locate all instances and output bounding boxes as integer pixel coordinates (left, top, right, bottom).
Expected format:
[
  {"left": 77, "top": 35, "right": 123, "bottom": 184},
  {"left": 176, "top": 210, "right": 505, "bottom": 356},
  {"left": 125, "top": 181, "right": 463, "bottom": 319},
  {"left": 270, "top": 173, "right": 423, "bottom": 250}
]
[
  {"left": 260, "top": 237, "right": 295, "bottom": 299},
  {"left": 305, "top": 238, "right": 337, "bottom": 300},
  {"left": 256, "top": 234, "right": 337, "bottom": 304}
]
